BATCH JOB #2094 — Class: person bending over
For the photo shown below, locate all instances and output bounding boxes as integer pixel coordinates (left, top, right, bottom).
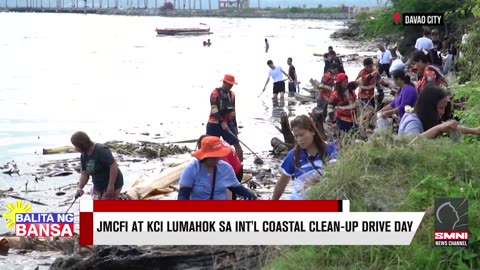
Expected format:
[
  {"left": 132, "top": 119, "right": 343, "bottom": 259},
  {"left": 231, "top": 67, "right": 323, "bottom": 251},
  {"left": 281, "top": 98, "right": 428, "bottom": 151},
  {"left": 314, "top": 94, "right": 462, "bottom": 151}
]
[{"left": 72, "top": 131, "right": 123, "bottom": 200}]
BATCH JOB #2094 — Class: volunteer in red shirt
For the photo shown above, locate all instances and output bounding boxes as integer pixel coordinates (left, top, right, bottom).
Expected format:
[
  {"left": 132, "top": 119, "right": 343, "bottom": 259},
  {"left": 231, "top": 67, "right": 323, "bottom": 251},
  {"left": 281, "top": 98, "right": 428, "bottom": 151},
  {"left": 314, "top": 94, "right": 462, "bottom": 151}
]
[
  {"left": 411, "top": 50, "right": 446, "bottom": 94},
  {"left": 316, "top": 63, "right": 339, "bottom": 121},
  {"left": 327, "top": 74, "right": 358, "bottom": 133},
  {"left": 356, "top": 57, "right": 378, "bottom": 108},
  {"left": 206, "top": 74, "right": 243, "bottom": 162}
]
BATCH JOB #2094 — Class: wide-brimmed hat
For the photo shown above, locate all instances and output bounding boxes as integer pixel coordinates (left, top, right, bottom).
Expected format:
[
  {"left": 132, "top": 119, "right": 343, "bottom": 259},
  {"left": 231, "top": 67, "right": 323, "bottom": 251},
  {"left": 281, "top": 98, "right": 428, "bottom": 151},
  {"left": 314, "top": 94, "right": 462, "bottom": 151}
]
[
  {"left": 336, "top": 73, "right": 348, "bottom": 82},
  {"left": 193, "top": 136, "right": 231, "bottom": 160},
  {"left": 221, "top": 74, "right": 238, "bottom": 85}
]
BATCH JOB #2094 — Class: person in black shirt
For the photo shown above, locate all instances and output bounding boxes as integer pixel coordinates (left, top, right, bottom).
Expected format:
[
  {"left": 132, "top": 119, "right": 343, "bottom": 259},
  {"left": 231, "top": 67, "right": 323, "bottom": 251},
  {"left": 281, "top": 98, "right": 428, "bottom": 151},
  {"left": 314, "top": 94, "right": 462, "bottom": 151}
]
[
  {"left": 329, "top": 51, "right": 345, "bottom": 73},
  {"left": 323, "top": 53, "right": 332, "bottom": 73},
  {"left": 430, "top": 29, "right": 443, "bottom": 67},
  {"left": 287, "top": 57, "right": 298, "bottom": 94}
]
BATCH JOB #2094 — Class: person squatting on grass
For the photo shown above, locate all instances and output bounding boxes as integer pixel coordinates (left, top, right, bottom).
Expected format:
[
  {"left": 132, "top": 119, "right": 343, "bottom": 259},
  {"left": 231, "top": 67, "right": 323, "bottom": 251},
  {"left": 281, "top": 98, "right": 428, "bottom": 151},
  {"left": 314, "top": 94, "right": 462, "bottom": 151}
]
[
  {"left": 72, "top": 131, "right": 124, "bottom": 200},
  {"left": 272, "top": 115, "right": 337, "bottom": 200},
  {"left": 178, "top": 136, "right": 256, "bottom": 200},
  {"left": 398, "top": 86, "right": 480, "bottom": 139}
]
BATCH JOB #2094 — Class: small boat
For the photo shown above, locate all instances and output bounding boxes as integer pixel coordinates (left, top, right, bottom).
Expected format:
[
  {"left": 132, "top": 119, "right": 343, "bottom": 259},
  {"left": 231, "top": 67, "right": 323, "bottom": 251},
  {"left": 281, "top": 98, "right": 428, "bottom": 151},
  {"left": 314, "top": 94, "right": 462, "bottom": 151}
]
[{"left": 155, "top": 27, "right": 212, "bottom": 36}]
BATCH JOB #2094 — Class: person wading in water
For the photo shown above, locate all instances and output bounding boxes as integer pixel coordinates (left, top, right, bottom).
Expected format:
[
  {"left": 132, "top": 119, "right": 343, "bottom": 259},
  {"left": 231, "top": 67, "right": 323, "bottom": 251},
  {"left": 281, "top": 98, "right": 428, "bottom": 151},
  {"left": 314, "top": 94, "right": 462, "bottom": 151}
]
[
  {"left": 287, "top": 57, "right": 298, "bottom": 96},
  {"left": 262, "top": 60, "right": 293, "bottom": 101}
]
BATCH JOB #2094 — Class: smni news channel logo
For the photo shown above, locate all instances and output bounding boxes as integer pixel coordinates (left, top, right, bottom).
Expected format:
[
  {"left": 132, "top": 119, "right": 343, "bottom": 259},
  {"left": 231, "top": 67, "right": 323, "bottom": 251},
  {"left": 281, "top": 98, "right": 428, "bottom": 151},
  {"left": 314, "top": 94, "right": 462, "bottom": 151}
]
[
  {"left": 434, "top": 198, "right": 468, "bottom": 247},
  {"left": 392, "top": 12, "right": 444, "bottom": 26},
  {"left": 1, "top": 200, "right": 74, "bottom": 237}
]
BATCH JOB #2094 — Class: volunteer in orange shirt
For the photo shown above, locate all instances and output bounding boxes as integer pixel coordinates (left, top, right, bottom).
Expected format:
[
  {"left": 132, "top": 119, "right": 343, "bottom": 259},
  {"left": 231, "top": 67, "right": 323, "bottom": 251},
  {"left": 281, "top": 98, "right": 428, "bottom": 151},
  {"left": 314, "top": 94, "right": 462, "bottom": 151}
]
[
  {"left": 206, "top": 74, "right": 243, "bottom": 162},
  {"left": 316, "top": 63, "right": 339, "bottom": 121},
  {"left": 327, "top": 74, "right": 358, "bottom": 133},
  {"left": 356, "top": 57, "right": 378, "bottom": 108}
]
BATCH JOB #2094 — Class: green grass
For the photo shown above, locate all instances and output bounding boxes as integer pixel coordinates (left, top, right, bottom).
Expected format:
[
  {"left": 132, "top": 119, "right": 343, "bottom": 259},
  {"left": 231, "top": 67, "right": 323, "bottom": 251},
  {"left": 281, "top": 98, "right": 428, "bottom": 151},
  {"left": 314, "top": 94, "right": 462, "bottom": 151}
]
[{"left": 264, "top": 135, "right": 480, "bottom": 269}]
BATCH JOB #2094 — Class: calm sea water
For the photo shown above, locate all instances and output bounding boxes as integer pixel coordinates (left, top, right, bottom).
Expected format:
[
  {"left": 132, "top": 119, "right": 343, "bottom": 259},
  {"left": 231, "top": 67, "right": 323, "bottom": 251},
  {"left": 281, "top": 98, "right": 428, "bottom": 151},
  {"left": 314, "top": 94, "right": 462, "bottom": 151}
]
[{"left": 0, "top": 13, "right": 367, "bottom": 269}]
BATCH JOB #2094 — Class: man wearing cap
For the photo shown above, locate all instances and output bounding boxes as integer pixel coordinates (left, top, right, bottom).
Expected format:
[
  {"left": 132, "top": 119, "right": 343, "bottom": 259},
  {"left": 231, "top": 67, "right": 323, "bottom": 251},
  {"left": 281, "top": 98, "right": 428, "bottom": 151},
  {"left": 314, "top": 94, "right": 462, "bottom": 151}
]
[
  {"left": 316, "top": 63, "right": 339, "bottom": 122},
  {"left": 178, "top": 136, "right": 257, "bottom": 200},
  {"left": 206, "top": 74, "right": 244, "bottom": 162}
]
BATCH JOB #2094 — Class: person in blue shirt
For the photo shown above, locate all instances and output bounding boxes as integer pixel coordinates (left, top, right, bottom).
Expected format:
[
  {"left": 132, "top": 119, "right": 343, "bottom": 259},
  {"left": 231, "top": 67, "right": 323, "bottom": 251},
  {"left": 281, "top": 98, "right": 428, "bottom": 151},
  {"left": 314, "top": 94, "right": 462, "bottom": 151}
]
[
  {"left": 272, "top": 115, "right": 338, "bottom": 200},
  {"left": 178, "top": 136, "right": 257, "bottom": 200},
  {"left": 398, "top": 86, "right": 480, "bottom": 138}
]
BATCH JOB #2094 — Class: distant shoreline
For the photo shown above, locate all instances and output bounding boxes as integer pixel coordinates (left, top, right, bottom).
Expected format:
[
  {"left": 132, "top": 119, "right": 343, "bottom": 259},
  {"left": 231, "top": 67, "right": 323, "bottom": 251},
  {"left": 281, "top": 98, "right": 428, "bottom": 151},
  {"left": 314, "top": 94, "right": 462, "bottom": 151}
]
[{"left": 0, "top": 8, "right": 352, "bottom": 20}]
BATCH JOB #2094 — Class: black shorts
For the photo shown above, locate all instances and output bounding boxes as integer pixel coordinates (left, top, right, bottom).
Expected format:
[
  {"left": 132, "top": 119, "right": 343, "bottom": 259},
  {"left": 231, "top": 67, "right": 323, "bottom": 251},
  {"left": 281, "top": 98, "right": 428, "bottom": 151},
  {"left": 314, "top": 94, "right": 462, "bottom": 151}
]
[{"left": 273, "top": 81, "right": 286, "bottom": 94}]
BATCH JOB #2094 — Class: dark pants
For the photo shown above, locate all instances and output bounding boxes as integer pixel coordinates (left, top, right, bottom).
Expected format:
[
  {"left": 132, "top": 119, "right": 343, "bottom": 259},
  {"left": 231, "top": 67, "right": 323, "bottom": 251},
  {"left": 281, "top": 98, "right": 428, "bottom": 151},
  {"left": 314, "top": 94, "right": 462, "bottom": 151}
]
[
  {"left": 376, "top": 90, "right": 385, "bottom": 112},
  {"left": 360, "top": 97, "right": 375, "bottom": 108},
  {"left": 288, "top": 82, "right": 297, "bottom": 93},
  {"left": 316, "top": 97, "right": 328, "bottom": 122},
  {"left": 378, "top": 64, "right": 391, "bottom": 78},
  {"left": 206, "top": 121, "right": 239, "bottom": 145},
  {"left": 232, "top": 167, "right": 244, "bottom": 200},
  {"left": 337, "top": 119, "right": 356, "bottom": 132}
]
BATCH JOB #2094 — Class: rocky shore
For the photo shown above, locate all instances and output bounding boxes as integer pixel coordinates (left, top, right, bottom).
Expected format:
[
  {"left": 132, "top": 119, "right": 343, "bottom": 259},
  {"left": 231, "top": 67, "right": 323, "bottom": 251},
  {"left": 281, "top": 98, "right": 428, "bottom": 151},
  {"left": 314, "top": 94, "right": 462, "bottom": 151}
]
[{"left": 0, "top": 7, "right": 351, "bottom": 20}]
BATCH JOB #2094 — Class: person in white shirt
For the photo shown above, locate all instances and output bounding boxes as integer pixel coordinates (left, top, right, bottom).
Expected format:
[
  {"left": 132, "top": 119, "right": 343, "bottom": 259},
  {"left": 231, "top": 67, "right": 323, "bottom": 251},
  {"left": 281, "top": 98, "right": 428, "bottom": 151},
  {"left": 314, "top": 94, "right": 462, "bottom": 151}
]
[
  {"left": 377, "top": 44, "right": 392, "bottom": 78},
  {"left": 415, "top": 29, "right": 434, "bottom": 51},
  {"left": 262, "top": 60, "right": 292, "bottom": 100}
]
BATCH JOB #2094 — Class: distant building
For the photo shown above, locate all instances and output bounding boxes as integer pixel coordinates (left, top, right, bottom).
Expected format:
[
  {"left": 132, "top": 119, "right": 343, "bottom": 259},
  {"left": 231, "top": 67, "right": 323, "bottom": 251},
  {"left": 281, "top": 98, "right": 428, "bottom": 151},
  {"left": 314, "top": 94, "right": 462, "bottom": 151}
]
[
  {"left": 218, "top": 0, "right": 249, "bottom": 9},
  {"left": 340, "top": 5, "right": 385, "bottom": 14}
]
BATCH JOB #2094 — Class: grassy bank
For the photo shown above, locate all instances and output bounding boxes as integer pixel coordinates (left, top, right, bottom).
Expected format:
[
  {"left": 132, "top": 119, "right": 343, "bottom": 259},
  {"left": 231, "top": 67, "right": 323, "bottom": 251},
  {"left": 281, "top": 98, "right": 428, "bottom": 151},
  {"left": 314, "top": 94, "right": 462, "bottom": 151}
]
[{"left": 264, "top": 136, "right": 480, "bottom": 269}]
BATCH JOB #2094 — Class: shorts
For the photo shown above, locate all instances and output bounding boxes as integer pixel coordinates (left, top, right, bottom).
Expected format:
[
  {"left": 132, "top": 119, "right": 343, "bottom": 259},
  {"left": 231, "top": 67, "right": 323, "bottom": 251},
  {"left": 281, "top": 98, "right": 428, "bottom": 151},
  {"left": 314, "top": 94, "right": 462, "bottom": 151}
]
[
  {"left": 206, "top": 121, "right": 239, "bottom": 145},
  {"left": 273, "top": 81, "right": 286, "bottom": 94}
]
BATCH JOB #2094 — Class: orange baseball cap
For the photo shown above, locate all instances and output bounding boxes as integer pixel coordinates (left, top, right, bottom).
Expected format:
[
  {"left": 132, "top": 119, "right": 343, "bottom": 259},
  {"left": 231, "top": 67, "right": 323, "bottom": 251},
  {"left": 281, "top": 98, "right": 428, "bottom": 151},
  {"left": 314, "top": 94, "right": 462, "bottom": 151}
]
[
  {"left": 193, "top": 136, "right": 231, "bottom": 160},
  {"left": 221, "top": 74, "right": 238, "bottom": 85}
]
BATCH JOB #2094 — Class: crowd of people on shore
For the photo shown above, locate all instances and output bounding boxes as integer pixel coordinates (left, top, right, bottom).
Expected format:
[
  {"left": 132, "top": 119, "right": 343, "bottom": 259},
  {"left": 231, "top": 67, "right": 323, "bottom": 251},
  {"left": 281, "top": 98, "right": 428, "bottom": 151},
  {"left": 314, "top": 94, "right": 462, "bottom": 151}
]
[{"left": 71, "top": 27, "right": 479, "bottom": 202}]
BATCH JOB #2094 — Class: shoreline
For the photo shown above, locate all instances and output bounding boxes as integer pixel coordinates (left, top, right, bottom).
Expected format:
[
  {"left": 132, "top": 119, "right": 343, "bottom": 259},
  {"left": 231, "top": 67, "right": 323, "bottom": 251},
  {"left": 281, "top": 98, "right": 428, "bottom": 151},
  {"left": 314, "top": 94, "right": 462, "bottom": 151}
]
[{"left": 0, "top": 8, "right": 352, "bottom": 20}]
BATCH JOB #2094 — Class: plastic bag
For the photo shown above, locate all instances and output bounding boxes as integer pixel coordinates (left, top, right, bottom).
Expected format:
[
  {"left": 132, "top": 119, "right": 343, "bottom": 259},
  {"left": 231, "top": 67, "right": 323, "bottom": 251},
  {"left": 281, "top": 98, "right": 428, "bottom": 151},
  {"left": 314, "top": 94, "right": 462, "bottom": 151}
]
[
  {"left": 376, "top": 113, "right": 391, "bottom": 132},
  {"left": 449, "top": 128, "right": 462, "bottom": 143}
]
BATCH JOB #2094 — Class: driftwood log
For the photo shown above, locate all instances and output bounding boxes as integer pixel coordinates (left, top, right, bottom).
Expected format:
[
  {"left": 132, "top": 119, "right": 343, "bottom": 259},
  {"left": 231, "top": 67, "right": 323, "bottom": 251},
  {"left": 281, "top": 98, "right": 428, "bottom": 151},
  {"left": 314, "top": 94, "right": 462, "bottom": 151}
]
[{"left": 271, "top": 109, "right": 329, "bottom": 156}]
